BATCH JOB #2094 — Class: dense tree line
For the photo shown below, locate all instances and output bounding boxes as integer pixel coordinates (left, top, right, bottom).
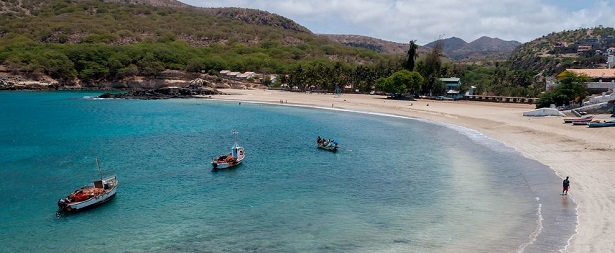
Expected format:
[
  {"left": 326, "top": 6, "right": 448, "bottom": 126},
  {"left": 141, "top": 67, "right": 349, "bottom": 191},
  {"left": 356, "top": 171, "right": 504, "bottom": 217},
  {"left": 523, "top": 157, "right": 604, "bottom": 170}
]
[
  {"left": 0, "top": 33, "right": 396, "bottom": 87},
  {"left": 282, "top": 60, "right": 403, "bottom": 92}
]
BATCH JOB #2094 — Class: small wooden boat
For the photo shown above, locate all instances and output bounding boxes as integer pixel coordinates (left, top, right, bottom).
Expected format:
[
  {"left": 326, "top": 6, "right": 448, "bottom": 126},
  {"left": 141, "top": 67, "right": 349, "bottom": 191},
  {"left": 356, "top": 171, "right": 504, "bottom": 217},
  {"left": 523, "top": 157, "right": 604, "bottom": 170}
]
[
  {"left": 317, "top": 136, "right": 338, "bottom": 152},
  {"left": 587, "top": 120, "right": 615, "bottom": 128},
  {"left": 56, "top": 157, "right": 117, "bottom": 217},
  {"left": 563, "top": 115, "right": 594, "bottom": 123},
  {"left": 212, "top": 130, "right": 245, "bottom": 170}
]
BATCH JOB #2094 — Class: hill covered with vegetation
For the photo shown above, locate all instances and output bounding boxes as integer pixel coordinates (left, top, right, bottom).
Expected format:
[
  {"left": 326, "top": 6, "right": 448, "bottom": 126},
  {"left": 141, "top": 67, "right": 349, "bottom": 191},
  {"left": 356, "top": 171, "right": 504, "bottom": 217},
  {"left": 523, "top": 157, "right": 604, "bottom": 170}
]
[
  {"left": 509, "top": 27, "right": 615, "bottom": 76},
  {"left": 0, "top": 0, "right": 400, "bottom": 90}
]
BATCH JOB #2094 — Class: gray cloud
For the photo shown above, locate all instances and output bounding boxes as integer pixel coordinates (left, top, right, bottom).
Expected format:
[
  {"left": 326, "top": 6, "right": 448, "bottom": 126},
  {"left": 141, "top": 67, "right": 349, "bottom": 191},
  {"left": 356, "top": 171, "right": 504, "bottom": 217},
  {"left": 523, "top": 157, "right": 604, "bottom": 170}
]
[{"left": 180, "top": 0, "right": 615, "bottom": 44}]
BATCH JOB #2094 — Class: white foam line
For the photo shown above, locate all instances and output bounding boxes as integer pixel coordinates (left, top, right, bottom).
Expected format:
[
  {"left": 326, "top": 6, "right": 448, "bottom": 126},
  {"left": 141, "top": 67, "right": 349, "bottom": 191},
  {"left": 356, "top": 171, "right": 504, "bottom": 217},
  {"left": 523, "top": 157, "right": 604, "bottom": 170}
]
[
  {"left": 517, "top": 200, "right": 543, "bottom": 253},
  {"left": 561, "top": 195, "right": 580, "bottom": 253}
]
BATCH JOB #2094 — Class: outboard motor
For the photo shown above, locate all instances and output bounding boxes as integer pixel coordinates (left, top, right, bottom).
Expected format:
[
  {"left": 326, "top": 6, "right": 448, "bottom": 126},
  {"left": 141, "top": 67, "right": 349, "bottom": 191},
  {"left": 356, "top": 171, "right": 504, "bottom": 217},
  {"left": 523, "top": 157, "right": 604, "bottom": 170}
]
[{"left": 56, "top": 198, "right": 67, "bottom": 217}]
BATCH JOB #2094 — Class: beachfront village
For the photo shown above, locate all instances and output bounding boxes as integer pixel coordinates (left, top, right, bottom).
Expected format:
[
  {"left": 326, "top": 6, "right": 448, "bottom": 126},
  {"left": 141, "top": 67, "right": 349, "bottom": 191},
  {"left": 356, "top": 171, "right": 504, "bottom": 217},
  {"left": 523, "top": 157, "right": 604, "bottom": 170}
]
[{"left": 212, "top": 38, "right": 615, "bottom": 119}]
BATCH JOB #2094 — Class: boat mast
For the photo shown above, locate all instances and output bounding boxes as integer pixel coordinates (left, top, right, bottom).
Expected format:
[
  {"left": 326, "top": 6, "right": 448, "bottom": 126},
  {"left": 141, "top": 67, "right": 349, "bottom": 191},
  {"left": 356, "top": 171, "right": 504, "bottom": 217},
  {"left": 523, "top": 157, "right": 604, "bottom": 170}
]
[
  {"left": 232, "top": 129, "right": 238, "bottom": 147},
  {"left": 96, "top": 156, "right": 103, "bottom": 181}
]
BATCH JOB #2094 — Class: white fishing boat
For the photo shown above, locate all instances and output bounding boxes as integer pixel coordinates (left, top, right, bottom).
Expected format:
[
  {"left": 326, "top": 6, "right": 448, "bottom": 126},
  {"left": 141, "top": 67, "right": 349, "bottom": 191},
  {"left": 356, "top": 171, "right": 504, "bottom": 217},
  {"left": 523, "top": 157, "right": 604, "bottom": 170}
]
[
  {"left": 56, "top": 157, "right": 118, "bottom": 217},
  {"left": 212, "top": 130, "right": 245, "bottom": 170}
]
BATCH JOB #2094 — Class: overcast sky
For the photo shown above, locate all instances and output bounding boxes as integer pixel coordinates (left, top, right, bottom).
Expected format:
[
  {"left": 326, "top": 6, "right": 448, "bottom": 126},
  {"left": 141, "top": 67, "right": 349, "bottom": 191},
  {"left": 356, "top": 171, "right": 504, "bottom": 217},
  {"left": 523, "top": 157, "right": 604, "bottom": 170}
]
[{"left": 179, "top": 0, "right": 615, "bottom": 45}]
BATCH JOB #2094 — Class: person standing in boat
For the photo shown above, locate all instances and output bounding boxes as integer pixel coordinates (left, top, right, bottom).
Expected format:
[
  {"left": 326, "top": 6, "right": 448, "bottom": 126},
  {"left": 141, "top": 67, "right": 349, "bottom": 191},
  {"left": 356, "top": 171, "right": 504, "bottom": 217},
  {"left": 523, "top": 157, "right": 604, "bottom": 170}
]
[{"left": 562, "top": 176, "right": 570, "bottom": 195}]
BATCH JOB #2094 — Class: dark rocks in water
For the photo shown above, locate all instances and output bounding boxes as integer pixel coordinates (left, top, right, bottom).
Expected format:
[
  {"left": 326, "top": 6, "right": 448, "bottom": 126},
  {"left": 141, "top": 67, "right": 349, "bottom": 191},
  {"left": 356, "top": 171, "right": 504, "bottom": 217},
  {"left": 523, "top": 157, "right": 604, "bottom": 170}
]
[{"left": 99, "top": 87, "right": 220, "bottom": 99}]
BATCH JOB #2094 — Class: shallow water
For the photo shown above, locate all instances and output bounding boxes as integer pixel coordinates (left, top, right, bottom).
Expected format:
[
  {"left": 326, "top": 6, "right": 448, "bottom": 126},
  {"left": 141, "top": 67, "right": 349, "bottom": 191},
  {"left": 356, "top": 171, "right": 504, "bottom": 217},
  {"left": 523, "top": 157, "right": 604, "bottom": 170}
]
[{"left": 0, "top": 91, "right": 576, "bottom": 252}]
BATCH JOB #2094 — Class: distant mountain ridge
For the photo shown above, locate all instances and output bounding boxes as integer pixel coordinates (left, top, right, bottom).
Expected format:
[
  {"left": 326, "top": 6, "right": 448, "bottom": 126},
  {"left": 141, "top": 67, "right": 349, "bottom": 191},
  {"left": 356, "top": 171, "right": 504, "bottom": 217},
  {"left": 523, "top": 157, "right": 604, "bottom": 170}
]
[
  {"left": 321, "top": 34, "right": 521, "bottom": 61},
  {"left": 425, "top": 36, "right": 522, "bottom": 61},
  {"left": 318, "top": 34, "right": 431, "bottom": 55}
]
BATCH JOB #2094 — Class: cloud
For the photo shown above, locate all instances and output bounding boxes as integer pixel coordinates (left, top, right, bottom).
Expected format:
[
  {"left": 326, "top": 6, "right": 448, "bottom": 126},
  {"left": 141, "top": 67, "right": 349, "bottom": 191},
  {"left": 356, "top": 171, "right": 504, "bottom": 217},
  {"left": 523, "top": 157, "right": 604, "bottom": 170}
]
[{"left": 180, "top": 0, "right": 615, "bottom": 45}]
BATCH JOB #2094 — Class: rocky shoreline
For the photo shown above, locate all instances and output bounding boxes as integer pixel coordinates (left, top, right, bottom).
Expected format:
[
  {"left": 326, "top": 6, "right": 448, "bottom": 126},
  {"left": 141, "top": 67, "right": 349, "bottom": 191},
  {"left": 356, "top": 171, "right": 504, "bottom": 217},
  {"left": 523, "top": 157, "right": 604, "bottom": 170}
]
[
  {"left": 1, "top": 76, "right": 224, "bottom": 99},
  {"left": 98, "top": 86, "right": 222, "bottom": 99},
  {"left": 0, "top": 69, "right": 268, "bottom": 99}
]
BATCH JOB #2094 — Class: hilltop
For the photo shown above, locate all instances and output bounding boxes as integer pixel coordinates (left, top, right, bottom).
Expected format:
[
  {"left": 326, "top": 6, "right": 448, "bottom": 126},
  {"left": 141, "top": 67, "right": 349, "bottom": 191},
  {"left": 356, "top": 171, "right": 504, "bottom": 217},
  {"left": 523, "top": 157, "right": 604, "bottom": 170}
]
[
  {"left": 318, "top": 34, "right": 431, "bottom": 55},
  {"left": 0, "top": 0, "right": 313, "bottom": 46}
]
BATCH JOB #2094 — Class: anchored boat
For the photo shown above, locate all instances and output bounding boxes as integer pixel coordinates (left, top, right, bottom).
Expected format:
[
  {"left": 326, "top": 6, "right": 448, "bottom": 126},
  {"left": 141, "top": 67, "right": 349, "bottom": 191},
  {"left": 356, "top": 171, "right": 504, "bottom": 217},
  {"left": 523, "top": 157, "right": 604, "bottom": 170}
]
[
  {"left": 317, "top": 136, "right": 338, "bottom": 152},
  {"left": 212, "top": 130, "right": 245, "bottom": 170},
  {"left": 56, "top": 157, "right": 117, "bottom": 217}
]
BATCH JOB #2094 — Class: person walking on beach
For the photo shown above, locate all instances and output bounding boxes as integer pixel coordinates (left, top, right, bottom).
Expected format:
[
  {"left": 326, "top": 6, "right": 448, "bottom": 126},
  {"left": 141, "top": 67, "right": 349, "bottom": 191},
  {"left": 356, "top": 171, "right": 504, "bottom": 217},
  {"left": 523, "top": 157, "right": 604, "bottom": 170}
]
[{"left": 562, "top": 176, "right": 570, "bottom": 195}]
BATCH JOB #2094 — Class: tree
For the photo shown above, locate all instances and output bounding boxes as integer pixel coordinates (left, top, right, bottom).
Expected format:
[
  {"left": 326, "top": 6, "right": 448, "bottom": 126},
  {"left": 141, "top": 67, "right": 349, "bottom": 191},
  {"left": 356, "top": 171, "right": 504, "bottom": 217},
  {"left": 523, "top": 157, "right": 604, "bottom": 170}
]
[
  {"left": 404, "top": 40, "right": 418, "bottom": 71},
  {"left": 536, "top": 71, "right": 590, "bottom": 108},
  {"left": 375, "top": 70, "right": 423, "bottom": 97},
  {"left": 417, "top": 40, "right": 443, "bottom": 95}
]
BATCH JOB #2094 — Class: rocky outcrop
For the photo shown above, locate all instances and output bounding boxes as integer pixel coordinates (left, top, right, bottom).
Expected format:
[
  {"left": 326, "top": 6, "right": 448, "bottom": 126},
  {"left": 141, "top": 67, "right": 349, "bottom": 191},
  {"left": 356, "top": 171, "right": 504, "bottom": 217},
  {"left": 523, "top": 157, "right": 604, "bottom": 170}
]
[
  {"left": 0, "top": 76, "right": 59, "bottom": 90},
  {"left": 99, "top": 86, "right": 221, "bottom": 99}
]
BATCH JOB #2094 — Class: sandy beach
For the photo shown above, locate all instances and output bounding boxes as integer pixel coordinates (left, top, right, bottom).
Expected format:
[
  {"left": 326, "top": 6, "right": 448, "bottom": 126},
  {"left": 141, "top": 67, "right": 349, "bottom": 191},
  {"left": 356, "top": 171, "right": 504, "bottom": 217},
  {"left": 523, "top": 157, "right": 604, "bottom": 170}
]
[{"left": 213, "top": 88, "right": 615, "bottom": 252}]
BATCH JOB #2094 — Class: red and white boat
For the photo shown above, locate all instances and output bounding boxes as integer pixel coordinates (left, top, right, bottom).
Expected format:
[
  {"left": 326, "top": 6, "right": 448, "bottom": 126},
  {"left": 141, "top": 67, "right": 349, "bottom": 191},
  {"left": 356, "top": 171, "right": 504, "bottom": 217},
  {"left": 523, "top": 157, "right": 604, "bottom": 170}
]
[
  {"left": 212, "top": 130, "right": 245, "bottom": 170},
  {"left": 563, "top": 115, "right": 594, "bottom": 123},
  {"left": 56, "top": 158, "right": 118, "bottom": 217}
]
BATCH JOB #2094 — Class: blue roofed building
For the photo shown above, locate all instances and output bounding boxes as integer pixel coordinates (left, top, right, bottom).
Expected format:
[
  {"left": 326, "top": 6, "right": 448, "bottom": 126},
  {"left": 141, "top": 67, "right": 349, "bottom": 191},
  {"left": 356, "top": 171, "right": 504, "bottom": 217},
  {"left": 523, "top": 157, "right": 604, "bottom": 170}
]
[{"left": 439, "top": 77, "right": 462, "bottom": 99}]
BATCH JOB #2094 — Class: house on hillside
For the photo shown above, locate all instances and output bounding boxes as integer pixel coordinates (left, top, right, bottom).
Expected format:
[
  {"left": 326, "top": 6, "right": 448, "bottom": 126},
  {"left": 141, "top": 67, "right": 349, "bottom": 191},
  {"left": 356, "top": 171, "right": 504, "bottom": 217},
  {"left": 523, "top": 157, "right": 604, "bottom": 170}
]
[
  {"left": 237, "top": 72, "right": 256, "bottom": 80},
  {"left": 226, "top": 71, "right": 241, "bottom": 79},
  {"left": 577, "top": 38, "right": 600, "bottom": 47},
  {"left": 439, "top": 77, "right": 463, "bottom": 99},
  {"left": 577, "top": 45, "right": 593, "bottom": 57}
]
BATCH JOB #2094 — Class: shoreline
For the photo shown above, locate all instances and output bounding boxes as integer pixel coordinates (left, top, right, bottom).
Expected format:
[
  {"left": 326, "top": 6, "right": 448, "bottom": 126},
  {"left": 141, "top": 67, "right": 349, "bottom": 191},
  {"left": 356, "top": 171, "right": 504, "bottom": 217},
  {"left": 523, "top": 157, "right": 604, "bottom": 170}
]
[{"left": 212, "top": 88, "right": 615, "bottom": 252}]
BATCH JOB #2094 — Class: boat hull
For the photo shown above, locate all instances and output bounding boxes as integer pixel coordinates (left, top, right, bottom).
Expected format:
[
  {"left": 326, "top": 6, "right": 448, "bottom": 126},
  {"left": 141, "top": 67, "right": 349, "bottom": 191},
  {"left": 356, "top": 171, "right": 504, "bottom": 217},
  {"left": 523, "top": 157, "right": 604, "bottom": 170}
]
[
  {"left": 572, "top": 121, "right": 591, "bottom": 125},
  {"left": 563, "top": 116, "right": 594, "bottom": 123},
  {"left": 57, "top": 175, "right": 118, "bottom": 216},
  {"left": 65, "top": 187, "right": 117, "bottom": 211},
  {"left": 212, "top": 147, "right": 245, "bottom": 170},
  {"left": 317, "top": 144, "right": 338, "bottom": 152},
  {"left": 212, "top": 159, "right": 243, "bottom": 170},
  {"left": 588, "top": 122, "right": 615, "bottom": 128}
]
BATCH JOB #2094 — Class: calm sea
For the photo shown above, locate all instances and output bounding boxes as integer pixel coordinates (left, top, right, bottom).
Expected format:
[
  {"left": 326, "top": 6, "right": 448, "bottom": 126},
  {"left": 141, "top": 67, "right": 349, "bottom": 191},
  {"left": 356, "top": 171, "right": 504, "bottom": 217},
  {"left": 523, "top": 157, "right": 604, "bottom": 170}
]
[{"left": 0, "top": 91, "right": 576, "bottom": 253}]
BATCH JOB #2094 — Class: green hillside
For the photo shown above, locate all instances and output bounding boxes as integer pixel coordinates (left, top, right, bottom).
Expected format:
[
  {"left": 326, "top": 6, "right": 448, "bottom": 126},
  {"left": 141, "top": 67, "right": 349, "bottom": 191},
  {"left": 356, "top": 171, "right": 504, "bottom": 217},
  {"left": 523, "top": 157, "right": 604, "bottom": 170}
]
[{"left": 0, "top": 0, "right": 400, "bottom": 89}]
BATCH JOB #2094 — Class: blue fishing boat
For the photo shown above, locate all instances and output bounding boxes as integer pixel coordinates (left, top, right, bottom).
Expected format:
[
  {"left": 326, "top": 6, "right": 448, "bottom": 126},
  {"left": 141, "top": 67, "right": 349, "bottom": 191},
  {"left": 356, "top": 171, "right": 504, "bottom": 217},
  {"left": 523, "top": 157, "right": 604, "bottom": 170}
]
[
  {"left": 316, "top": 136, "right": 338, "bottom": 152},
  {"left": 587, "top": 120, "right": 615, "bottom": 128}
]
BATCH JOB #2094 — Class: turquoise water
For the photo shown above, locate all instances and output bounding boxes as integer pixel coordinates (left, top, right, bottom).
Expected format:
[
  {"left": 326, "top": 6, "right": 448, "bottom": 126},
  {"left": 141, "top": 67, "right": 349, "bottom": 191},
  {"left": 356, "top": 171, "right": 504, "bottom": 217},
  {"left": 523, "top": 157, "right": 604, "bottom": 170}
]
[{"left": 0, "top": 91, "right": 576, "bottom": 252}]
